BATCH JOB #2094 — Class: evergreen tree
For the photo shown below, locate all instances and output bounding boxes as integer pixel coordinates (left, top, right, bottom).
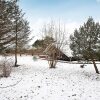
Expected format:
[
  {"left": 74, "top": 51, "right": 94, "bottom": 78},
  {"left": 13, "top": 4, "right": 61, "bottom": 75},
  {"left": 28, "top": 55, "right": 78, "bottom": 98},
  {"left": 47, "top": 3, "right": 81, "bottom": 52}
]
[
  {"left": 11, "top": 0, "right": 30, "bottom": 66},
  {"left": 70, "top": 17, "right": 100, "bottom": 74},
  {"left": 0, "top": 0, "right": 15, "bottom": 52},
  {"left": 0, "top": 0, "right": 31, "bottom": 66}
]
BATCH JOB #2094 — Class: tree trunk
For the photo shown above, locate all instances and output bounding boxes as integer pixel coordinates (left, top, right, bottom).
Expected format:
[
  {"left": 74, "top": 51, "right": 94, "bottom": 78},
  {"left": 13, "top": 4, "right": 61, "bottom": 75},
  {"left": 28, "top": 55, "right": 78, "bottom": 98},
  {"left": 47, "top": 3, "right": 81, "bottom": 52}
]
[
  {"left": 50, "top": 61, "right": 55, "bottom": 68},
  {"left": 49, "top": 53, "right": 57, "bottom": 68},
  {"left": 20, "top": 53, "right": 21, "bottom": 56},
  {"left": 92, "top": 58, "right": 99, "bottom": 74},
  {"left": 15, "top": 32, "right": 18, "bottom": 67},
  {"left": 49, "top": 60, "right": 55, "bottom": 68},
  {"left": 14, "top": 15, "right": 18, "bottom": 67}
]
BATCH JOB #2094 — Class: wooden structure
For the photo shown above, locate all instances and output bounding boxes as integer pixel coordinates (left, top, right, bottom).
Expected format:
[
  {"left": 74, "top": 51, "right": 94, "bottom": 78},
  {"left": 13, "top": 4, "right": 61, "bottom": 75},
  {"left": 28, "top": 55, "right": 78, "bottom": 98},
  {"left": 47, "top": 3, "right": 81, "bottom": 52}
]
[{"left": 44, "top": 44, "right": 70, "bottom": 61}]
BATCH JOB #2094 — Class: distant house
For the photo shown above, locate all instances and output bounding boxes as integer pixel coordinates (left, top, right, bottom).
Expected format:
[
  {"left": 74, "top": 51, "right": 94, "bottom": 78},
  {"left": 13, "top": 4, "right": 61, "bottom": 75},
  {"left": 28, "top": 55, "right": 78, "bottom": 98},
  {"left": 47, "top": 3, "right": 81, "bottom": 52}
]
[{"left": 44, "top": 43, "right": 72, "bottom": 61}]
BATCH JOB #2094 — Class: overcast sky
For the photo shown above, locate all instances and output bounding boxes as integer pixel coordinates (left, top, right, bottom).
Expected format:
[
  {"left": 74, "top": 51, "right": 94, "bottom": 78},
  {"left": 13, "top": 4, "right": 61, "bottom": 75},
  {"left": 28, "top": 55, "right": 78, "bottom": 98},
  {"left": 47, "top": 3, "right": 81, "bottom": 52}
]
[{"left": 19, "top": 0, "right": 100, "bottom": 42}]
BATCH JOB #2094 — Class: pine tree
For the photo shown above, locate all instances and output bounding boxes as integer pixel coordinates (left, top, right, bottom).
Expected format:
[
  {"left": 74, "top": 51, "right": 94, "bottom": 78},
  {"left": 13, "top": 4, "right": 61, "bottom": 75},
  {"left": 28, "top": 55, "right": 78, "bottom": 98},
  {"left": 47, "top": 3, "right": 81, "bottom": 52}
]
[
  {"left": 0, "top": 0, "right": 15, "bottom": 52},
  {"left": 0, "top": 0, "right": 31, "bottom": 66},
  {"left": 11, "top": 0, "right": 30, "bottom": 66},
  {"left": 70, "top": 17, "right": 100, "bottom": 74}
]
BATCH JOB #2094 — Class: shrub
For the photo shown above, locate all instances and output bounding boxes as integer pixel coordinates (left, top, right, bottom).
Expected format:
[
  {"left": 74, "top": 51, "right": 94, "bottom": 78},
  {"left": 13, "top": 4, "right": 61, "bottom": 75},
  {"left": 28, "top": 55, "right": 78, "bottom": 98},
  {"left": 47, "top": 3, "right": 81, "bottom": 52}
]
[
  {"left": 33, "top": 56, "right": 38, "bottom": 61},
  {"left": 0, "top": 56, "right": 14, "bottom": 77}
]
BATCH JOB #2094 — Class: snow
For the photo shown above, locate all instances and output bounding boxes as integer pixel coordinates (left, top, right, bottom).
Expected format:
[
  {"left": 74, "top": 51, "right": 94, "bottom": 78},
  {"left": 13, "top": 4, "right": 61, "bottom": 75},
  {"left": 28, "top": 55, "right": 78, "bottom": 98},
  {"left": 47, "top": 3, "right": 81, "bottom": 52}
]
[{"left": 0, "top": 55, "right": 100, "bottom": 100}]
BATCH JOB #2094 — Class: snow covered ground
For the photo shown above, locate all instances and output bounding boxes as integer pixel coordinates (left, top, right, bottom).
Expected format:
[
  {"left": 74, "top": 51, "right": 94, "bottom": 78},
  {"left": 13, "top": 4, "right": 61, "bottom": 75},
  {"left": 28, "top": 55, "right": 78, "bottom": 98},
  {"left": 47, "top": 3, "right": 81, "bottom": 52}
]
[{"left": 0, "top": 55, "right": 100, "bottom": 100}]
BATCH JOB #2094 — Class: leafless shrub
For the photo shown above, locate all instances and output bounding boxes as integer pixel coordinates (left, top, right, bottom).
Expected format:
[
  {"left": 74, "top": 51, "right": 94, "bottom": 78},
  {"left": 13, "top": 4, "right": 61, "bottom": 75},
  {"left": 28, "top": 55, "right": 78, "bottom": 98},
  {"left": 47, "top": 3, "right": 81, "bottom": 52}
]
[
  {"left": 0, "top": 55, "right": 14, "bottom": 77},
  {"left": 43, "top": 21, "right": 67, "bottom": 68}
]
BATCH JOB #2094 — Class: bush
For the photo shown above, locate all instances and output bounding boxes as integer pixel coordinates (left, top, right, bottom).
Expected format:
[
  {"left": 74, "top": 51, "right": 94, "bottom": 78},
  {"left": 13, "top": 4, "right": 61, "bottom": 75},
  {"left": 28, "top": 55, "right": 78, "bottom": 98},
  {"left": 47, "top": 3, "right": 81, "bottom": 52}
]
[
  {"left": 0, "top": 56, "right": 14, "bottom": 77},
  {"left": 33, "top": 56, "right": 38, "bottom": 61}
]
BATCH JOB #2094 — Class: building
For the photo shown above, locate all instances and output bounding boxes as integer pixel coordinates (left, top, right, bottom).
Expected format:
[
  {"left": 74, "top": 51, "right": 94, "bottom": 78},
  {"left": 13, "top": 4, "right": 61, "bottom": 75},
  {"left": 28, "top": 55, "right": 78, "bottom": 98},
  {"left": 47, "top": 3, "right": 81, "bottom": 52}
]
[{"left": 44, "top": 43, "right": 72, "bottom": 61}]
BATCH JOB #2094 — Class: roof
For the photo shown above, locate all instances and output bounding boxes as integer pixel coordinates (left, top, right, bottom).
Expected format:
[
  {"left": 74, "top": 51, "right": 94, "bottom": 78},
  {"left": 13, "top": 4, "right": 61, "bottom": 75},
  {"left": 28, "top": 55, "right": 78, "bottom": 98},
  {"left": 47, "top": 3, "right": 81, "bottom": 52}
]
[
  {"left": 61, "top": 45, "right": 73, "bottom": 57},
  {"left": 44, "top": 43, "right": 72, "bottom": 57}
]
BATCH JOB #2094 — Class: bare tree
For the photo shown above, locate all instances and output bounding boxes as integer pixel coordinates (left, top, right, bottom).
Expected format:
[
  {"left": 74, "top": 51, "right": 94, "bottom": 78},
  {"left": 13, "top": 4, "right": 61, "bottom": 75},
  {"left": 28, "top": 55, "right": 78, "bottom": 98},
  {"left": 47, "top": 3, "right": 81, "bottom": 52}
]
[{"left": 43, "top": 21, "right": 67, "bottom": 68}]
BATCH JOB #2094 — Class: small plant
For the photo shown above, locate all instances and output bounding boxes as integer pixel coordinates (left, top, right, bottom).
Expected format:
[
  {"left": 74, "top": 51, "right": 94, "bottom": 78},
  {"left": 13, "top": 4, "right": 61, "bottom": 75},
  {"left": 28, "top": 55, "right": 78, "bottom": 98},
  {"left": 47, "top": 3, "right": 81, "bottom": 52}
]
[
  {"left": 0, "top": 54, "right": 14, "bottom": 78},
  {"left": 33, "top": 56, "right": 38, "bottom": 61}
]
